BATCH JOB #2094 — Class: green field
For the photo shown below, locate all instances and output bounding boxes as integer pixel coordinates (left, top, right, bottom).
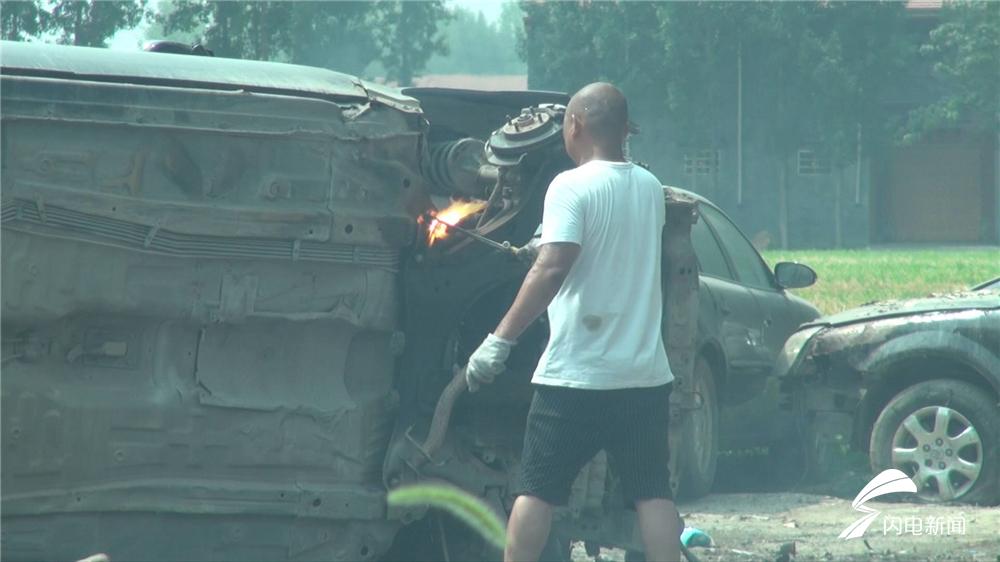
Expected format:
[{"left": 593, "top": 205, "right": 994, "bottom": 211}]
[{"left": 761, "top": 249, "right": 999, "bottom": 315}]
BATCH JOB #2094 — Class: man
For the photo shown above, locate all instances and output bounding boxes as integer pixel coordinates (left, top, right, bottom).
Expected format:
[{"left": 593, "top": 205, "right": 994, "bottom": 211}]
[{"left": 464, "top": 83, "right": 681, "bottom": 562}]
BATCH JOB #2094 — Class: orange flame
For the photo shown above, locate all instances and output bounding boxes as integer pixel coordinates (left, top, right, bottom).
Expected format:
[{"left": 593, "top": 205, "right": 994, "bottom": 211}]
[{"left": 427, "top": 200, "right": 487, "bottom": 245}]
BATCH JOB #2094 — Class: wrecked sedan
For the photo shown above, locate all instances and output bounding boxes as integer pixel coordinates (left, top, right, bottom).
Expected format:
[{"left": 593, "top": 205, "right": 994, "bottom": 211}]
[
  {"left": 777, "top": 280, "right": 1000, "bottom": 504},
  {"left": 2, "top": 40, "right": 814, "bottom": 562}
]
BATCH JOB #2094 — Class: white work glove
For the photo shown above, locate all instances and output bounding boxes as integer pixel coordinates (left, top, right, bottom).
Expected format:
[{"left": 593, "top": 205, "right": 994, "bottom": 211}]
[
  {"left": 512, "top": 243, "right": 539, "bottom": 265},
  {"left": 465, "top": 333, "right": 515, "bottom": 392}
]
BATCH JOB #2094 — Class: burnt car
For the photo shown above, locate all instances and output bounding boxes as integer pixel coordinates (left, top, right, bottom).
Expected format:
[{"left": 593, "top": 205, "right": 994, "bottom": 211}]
[
  {"left": 2, "top": 40, "right": 816, "bottom": 561},
  {"left": 776, "top": 280, "right": 1000, "bottom": 504}
]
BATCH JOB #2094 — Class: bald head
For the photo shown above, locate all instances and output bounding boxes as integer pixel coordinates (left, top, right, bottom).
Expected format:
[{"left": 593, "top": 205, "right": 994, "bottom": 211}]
[{"left": 565, "top": 82, "right": 629, "bottom": 154}]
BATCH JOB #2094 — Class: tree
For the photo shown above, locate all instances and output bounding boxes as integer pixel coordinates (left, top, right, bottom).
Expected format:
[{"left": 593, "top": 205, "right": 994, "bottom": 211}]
[
  {"left": 47, "top": 0, "right": 147, "bottom": 47},
  {"left": 144, "top": 0, "right": 202, "bottom": 44},
  {"left": 160, "top": 1, "right": 290, "bottom": 61},
  {"left": 1, "top": 0, "right": 47, "bottom": 42},
  {"left": 517, "top": 1, "right": 917, "bottom": 247},
  {"left": 424, "top": 6, "right": 525, "bottom": 76},
  {"left": 371, "top": 1, "right": 449, "bottom": 85},
  {"left": 2, "top": 0, "right": 147, "bottom": 47},
  {"left": 520, "top": 1, "right": 667, "bottom": 94},
  {"left": 285, "top": 2, "right": 380, "bottom": 77},
  {"left": 160, "top": 1, "right": 449, "bottom": 83},
  {"left": 497, "top": 0, "right": 525, "bottom": 56},
  {"left": 906, "top": 0, "right": 1000, "bottom": 138}
]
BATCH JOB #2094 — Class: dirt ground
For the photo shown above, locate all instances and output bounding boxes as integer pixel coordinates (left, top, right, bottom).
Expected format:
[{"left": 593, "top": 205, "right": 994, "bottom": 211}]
[{"left": 571, "top": 493, "right": 1000, "bottom": 562}]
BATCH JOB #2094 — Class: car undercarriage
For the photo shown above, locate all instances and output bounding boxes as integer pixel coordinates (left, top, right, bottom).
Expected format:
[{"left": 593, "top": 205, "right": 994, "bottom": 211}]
[{"left": 1, "top": 43, "right": 701, "bottom": 561}]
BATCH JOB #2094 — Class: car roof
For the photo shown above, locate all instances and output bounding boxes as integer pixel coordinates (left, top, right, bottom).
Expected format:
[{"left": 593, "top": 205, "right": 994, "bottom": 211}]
[
  {"left": 0, "top": 40, "right": 420, "bottom": 112},
  {"left": 665, "top": 185, "right": 722, "bottom": 212}
]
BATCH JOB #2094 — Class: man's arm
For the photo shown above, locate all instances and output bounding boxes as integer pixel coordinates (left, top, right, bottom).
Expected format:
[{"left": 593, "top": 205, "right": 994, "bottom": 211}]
[
  {"left": 494, "top": 242, "right": 580, "bottom": 341},
  {"left": 463, "top": 176, "right": 583, "bottom": 391}
]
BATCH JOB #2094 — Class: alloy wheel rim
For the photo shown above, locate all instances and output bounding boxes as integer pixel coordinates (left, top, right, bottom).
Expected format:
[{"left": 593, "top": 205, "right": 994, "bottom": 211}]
[{"left": 890, "top": 405, "right": 982, "bottom": 501}]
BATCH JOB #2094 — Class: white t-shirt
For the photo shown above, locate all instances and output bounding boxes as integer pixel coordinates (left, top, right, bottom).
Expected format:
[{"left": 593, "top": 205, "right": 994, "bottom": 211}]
[{"left": 532, "top": 160, "right": 673, "bottom": 389}]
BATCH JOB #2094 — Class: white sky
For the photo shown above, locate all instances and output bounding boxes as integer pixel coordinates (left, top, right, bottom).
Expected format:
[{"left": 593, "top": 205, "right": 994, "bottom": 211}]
[
  {"left": 454, "top": 0, "right": 505, "bottom": 22},
  {"left": 109, "top": 0, "right": 507, "bottom": 51}
]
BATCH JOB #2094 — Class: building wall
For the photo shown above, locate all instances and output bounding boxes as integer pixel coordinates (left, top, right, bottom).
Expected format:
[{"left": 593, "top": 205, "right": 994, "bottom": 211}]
[
  {"left": 632, "top": 131, "right": 873, "bottom": 251},
  {"left": 873, "top": 131, "right": 997, "bottom": 244}
]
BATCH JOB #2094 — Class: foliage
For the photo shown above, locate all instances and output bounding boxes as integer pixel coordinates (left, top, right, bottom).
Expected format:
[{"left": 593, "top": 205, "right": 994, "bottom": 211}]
[
  {"left": 387, "top": 483, "right": 506, "bottom": 551},
  {"left": 1, "top": 0, "right": 47, "bottom": 42},
  {"left": 792, "top": 1, "right": 915, "bottom": 163},
  {"left": 370, "top": 1, "right": 450, "bottom": 85},
  {"left": 904, "top": 0, "right": 1000, "bottom": 139},
  {"left": 424, "top": 6, "right": 524, "bottom": 76},
  {"left": 1, "top": 0, "right": 146, "bottom": 47},
  {"left": 519, "top": 1, "right": 667, "bottom": 94},
  {"left": 285, "top": 1, "right": 380, "bottom": 77},
  {"left": 48, "top": 0, "right": 146, "bottom": 47},
  {"left": 143, "top": 0, "right": 199, "bottom": 44},
  {"left": 518, "top": 1, "right": 996, "bottom": 154},
  {"left": 521, "top": 2, "right": 914, "bottom": 164},
  {"left": 162, "top": 1, "right": 286, "bottom": 61},
  {"left": 157, "top": 0, "right": 448, "bottom": 84},
  {"left": 761, "top": 249, "right": 997, "bottom": 314},
  {"left": 514, "top": 1, "right": 927, "bottom": 248}
]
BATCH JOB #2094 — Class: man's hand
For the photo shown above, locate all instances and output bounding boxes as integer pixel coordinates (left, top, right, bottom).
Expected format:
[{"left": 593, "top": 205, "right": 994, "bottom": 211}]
[
  {"left": 512, "top": 239, "right": 540, "bottom": 265},
  {"left": 465, "top": 333, "right": 515, "bottom": 392}
]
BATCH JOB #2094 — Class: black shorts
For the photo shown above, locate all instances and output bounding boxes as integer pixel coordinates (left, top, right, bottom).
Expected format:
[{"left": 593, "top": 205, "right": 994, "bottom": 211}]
[{"left": 517, "top": 382, "right": 673, "bottom": 506}]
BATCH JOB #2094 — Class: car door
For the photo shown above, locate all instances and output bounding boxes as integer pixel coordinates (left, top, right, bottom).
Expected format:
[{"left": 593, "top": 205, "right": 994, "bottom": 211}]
[
  {"left": 690, "top": 206, "right": 768, "bottom": 404},
  {"left": 700, "top": 205, "right": 774, "bottom": 382},
  {"left": 699, "top": 206, "right": 798, "bottom": 360},
  {"left": 699, "top": 205, "right": 793, "bottom": 444}
]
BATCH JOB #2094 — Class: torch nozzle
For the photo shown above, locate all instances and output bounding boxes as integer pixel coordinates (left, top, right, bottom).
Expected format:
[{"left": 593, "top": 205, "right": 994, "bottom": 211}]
[{"left": 426, "top": 213, "right": 517, "bottom": 254}]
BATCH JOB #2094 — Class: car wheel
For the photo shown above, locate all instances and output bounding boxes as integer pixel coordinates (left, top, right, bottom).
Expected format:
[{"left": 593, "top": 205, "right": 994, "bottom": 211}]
[
  {"left": 676, "top": 357, "right": 719, "bottom": 499},
  {"left": 869, "top": 379, "right": 999, "bottom": 505}
]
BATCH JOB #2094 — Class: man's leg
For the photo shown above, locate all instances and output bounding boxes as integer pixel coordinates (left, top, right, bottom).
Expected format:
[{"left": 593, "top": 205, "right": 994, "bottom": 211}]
[
  {"left": 511, "top": 386, "right": 601, "bottom": 562},
  {"left": 606, "top": 383, "right": 679, "bottom": 561},
  {"left": 635, "top": 498, "right": 681, "bottom": 562},
  {"left": 504, "top": 494, "right": 554, "bottom": 562}
]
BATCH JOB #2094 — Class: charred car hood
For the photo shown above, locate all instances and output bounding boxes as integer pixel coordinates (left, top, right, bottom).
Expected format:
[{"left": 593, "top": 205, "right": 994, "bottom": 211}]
[{"left": 805, "top": 291, "right": 1000, "bottom": 328}]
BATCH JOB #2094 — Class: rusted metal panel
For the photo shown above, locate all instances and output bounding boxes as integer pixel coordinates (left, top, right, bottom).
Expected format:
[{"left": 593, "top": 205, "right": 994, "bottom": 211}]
[{"left": 662, "top": 188, "right": 701, "bottom": 498}]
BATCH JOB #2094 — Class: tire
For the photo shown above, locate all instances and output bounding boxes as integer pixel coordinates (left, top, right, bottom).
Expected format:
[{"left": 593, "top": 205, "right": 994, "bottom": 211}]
[
  {"left": 869, "top": 379, "right": 1000, "bottom": 505},
  {"left": 676, "top": 357, "right": 720, "bottom": 499}
]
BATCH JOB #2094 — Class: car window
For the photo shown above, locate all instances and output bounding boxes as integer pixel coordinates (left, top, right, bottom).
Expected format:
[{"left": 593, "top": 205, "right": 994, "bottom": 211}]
[
  {"left": 691, "top": 211, "right": 733, "bottom": 280},
  {"left": 700, "top": 205, "right": 773, "bottom": 290}
]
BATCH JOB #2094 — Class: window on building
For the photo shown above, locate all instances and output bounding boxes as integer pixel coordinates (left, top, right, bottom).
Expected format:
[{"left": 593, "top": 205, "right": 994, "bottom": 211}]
[
  {"left": 797, "top": 149, "right": 830, "bottom": 175},
  {"left": 684, "top": 149, "right": 720, "bottom": 175}
]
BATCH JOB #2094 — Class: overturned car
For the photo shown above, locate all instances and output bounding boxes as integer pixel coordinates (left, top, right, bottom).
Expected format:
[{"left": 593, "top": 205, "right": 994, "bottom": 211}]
[
  {"left": 777, "top": 279, "right": 1000, "bottom": 505},
  {"left": 0, "top": 40, "right": 715, "bottom": 561}
]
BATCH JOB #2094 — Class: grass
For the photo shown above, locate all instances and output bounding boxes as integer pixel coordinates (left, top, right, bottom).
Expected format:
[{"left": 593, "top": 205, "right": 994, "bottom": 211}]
[
  {"left": 387, "top": 483, "right": 507, "bottom": 551},
  {"left": 761, "top": 249, "right": 999, "bottom": 315}
]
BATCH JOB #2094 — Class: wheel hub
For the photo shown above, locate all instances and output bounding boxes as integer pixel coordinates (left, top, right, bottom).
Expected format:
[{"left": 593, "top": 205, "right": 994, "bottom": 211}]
[{"left": 890, "top": 405, "right": 982, "bottom": 501}]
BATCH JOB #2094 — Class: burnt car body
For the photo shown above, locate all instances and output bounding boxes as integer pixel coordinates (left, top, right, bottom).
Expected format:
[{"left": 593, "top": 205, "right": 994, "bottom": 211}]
[
  {"left": 776, "top": 282, "right": 1000, "bottom": 504},
  {"left": 2, "top": 41, "right": 816, "bottom": 561}
]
